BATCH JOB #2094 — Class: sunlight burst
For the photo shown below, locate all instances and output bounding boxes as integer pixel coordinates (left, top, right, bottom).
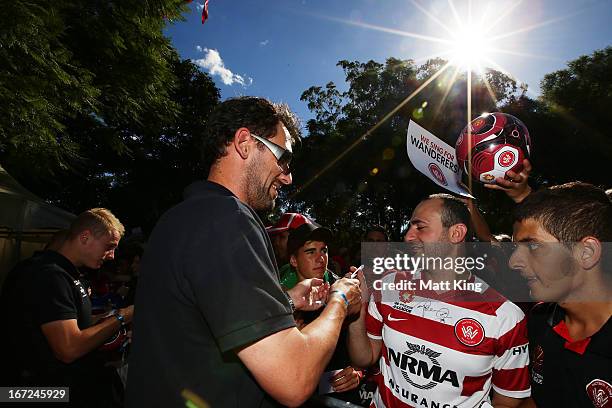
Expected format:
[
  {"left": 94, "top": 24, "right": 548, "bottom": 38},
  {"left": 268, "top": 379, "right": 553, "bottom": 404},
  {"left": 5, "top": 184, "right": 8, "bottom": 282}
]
[
  {"left": 448, "top": 25, "right": 492, "bottom": 71},
  {"left": 293, "top": 0, "right": 577, "bottom": 197}
]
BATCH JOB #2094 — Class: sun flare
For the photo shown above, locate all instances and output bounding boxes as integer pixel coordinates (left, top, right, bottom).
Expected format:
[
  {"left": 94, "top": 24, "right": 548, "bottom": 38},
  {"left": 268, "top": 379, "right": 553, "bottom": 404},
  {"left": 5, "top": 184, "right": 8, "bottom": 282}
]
[
  {"left": 448, "top": 25, "right": 492, "bottom": 71},
  {"left": 294, "top": 0, "right": 571, "bottom": 197}
]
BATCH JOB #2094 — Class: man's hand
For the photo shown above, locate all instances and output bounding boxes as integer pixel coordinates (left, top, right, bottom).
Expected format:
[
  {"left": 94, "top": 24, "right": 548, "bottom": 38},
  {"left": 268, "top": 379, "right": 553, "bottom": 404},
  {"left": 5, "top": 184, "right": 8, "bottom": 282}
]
[
  {"left": 346, "top": 266, "right": 369, "bottom": 305},
  {"left": 118, "top": 305, "right": 134, "bottom": 324},
  {"left": 287, "top": 278, "right": 329, "bottom": 311},
  {"left": 484, "top": 159, "right": 532, "bottom": 203},
  {"left": 41, "top": 313, "right": 129, "bottom": 364},
  {"left": 329, "top": 278, "right": 361, "bottom": 315},
  {"left": 330, "top": 366, "right": 361, "bottom": 393}
]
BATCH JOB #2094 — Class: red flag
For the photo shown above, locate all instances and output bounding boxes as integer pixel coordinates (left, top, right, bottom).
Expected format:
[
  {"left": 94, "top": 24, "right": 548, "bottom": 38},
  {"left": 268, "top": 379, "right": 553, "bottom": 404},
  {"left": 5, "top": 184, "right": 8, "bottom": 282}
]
[{"left": 201, "top": 0, "right": 209, "bottom": 24}]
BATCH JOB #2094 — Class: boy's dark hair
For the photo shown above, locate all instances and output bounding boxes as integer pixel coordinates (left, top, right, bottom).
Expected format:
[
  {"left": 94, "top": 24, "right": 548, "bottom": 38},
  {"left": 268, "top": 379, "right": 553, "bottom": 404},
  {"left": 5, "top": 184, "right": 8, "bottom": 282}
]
[
  {"left": 514, "top": 181, "right": 612, "bottom": 243},
  {"left": 203, "top": 96, "right": 301, "bottom": 170},
  {"left": 364, "top": 225, "right": 389, "bottom": 241}
]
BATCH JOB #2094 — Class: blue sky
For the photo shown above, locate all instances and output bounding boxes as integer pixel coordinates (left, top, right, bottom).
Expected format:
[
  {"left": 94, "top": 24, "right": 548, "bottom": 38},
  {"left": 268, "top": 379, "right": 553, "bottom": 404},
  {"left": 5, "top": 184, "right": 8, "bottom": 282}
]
[{"left": 165, "top": 0, "right": 612, "bottom": 123}]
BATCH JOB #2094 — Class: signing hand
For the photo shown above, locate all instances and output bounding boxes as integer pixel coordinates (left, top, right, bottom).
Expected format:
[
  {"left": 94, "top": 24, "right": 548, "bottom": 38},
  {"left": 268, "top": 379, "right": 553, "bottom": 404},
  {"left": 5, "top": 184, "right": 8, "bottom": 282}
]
[
  {"left": 330, "top": 366, "right": 362, "bottom": 393},
  {"left": 484, "top": 159, "right": 532, "bottom": 203},
  {"left": 346, "top": 266, "right": 369, "bottom": 303},
  {"left": 287, "top": 278, "right": 330, "bottom": 311}
]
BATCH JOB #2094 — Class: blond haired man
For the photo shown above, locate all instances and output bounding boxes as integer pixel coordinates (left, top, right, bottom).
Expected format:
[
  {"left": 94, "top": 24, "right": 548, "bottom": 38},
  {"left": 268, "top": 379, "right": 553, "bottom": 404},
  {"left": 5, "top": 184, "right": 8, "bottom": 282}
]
[{"left": 0, "top": 208, "right": 133, "bottom": 407}]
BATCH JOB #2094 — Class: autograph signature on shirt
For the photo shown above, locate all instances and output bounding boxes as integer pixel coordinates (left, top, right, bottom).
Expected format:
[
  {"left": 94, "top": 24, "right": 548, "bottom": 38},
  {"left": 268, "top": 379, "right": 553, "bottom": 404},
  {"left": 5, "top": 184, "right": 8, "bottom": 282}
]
[{"left": 415, "top": 300, "right": 452, "bottom": 322}]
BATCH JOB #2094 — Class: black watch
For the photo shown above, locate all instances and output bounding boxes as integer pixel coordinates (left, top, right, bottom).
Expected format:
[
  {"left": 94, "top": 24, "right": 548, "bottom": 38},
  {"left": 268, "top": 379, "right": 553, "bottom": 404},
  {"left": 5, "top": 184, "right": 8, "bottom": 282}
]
[{"left": 284, "top": 291, "right": 296, "bottom": 313}]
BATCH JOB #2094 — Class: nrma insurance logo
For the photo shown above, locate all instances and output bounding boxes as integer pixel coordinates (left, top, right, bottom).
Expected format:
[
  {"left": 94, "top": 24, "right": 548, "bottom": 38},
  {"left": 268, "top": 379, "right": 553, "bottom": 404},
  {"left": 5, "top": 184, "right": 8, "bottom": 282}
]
[{"left": 389, "top": 342, "right": 459, "bottom": 390}]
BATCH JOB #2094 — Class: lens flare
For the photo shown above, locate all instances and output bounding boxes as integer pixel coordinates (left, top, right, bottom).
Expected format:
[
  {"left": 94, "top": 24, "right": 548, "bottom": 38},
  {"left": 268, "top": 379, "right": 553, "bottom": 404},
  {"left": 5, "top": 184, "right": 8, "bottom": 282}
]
[{"left": 449, "top": 26, "right": 491, "bottom": 71}]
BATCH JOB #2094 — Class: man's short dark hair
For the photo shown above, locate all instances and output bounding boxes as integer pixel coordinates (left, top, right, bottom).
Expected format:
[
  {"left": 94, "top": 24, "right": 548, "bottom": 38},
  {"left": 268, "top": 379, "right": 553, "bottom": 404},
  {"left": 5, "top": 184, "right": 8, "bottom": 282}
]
[
  {"left": 514, "top": 182, "right": 612, "bottom": 243},
  {"left": 427, "top": 194, "right": 472, "bottom": 238},
  {"left": 203, "top": 96, "right": 301, "bottom": 169}
]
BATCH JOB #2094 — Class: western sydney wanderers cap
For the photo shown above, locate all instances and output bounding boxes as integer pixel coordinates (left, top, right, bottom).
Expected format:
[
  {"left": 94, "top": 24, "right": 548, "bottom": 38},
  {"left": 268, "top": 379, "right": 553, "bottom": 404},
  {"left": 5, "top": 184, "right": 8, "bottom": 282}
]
[
  {"left": 266, "top": 213, "right": 311, "bottom": 236},
  {"left": 287, "top": 223, "right": 333, "bottom": 256}
]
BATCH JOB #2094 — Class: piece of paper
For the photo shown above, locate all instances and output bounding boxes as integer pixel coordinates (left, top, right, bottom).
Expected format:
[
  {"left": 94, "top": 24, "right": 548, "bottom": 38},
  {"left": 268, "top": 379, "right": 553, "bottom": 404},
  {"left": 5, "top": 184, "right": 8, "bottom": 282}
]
[
  {"left": 318, "top": 369, "right": 343, "bottom": 395},
  {"left": 406, "top": 120, "right": 473, "bottom": 197}
]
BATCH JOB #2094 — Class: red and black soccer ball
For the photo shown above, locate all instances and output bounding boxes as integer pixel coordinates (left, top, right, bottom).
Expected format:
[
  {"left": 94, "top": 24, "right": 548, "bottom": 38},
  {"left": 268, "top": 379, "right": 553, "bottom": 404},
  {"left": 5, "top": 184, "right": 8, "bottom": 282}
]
[{"left": 455, "top": 112, "right": 532, "bottom": 184}]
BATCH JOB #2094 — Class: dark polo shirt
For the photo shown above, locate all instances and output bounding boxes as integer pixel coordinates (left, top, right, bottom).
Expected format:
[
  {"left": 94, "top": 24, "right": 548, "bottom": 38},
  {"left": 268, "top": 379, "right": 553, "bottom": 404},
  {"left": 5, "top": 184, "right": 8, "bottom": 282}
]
[
  {"left": 126, "top": 181, "right": 295, "bottom": 407},
  {"left": 0, "top": 249, "right": 116, "bottom": 408}
]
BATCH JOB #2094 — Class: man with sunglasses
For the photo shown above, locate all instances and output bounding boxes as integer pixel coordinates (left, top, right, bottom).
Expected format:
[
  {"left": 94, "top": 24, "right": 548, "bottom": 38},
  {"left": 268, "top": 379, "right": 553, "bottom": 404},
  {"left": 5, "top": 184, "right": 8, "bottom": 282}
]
[{"left": 126, "top": 97, "right": 362, "bottom": 408}]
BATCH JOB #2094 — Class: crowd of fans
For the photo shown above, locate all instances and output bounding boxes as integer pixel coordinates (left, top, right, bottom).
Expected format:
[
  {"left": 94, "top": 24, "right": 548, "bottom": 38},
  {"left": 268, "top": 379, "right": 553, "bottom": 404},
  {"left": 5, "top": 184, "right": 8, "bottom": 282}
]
[{"left": 0, "top": 96, "right": 610, "bottom": 408}]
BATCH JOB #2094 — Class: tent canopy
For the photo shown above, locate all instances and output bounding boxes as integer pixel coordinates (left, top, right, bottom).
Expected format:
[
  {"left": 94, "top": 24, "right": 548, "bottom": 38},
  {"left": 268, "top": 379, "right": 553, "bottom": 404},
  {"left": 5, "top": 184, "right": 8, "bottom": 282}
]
[
  {"left": 0, "top": 164, "right": 74, "bottom": 231},
  {"left": 0, "top": 164, "right": 75, "bottom": 278}
]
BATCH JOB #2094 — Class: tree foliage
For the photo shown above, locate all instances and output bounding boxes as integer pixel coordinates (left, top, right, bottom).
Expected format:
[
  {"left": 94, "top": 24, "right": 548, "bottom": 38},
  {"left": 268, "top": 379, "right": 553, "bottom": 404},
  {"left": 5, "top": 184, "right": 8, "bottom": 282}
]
[
  {"left": 0, "top": 0, "right": 188, "bottom": 177},
  {"left": 1, "top": 3, "right": 609, "bottom": 243},
  {"left": 18, "top": 56, "right": 220, "bottom": 233},
  {"left": 292, "top": 58, "right": 526, "bottom": 242},
  {"left": 534, "top": 47, "right": 612, "bottom": 185},
  {"left": 289, "top": 49, "right": 611, "bottom": 243},
  {"left": 0, "top": 0, "right": 221, "bottom": 233}
]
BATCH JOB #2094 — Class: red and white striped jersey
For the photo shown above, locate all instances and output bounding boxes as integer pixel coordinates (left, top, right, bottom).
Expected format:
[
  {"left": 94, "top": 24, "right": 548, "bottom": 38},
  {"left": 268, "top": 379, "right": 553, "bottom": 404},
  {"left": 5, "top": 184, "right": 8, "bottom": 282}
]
[{"left": 366, "top": 271, "right": 530, "bottom": 408}]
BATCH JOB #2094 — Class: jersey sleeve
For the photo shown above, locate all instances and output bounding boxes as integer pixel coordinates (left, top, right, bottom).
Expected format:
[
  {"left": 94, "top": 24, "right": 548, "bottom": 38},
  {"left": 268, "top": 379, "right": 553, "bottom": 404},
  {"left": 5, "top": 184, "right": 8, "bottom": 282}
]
[
  {"left": 33, "top": 268, "right": 78, "bottom": 325},
  {"left": 491, "top": 302, "right": 531, "bottom": 398},
  {"left": 365, "top": 295, "right": 383, "bottom": 340}
]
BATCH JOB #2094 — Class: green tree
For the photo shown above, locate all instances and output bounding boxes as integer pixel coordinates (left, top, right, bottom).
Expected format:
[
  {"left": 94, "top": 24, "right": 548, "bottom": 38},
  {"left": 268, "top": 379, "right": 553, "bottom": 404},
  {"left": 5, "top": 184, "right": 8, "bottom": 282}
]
[
  {"left": 541, "top": 47, "right": 611, "bottom": 127},
  {"left": 107, "top": 57, "right": 221, "bottom": 232},
  {"left": 0, "top": 0, "right": 225, "bottom": 232},
  {"left": 535, "top": 47, "right": 612, "bottom": 185},
  {"left": 20, "top": 56, "right": 221, "bottom": 233},
  {"left": 0, "top": 0, "right": 187, "bottom": 179}
]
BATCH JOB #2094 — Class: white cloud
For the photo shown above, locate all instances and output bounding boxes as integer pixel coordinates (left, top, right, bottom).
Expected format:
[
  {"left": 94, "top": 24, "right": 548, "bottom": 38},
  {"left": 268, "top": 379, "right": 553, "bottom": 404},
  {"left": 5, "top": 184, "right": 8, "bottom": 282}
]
[
  {"left": 196, "top": 2, "right": 204, "bottom": 11},
  {"left": 259, "top": 40, "right": 269, "bottom": 46},
  {"left": 194, "top": 48, "right": 253, "bottom": 87},
  {"left": 195, "top": 45, "right": 202, "bottom": 52}
]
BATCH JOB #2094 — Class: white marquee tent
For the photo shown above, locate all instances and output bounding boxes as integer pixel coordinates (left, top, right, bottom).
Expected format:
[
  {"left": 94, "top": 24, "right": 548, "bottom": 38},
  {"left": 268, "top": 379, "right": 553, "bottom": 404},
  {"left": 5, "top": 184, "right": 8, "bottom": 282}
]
[{"left": 0, "top": 164, "right": 75, "bottom": 284}]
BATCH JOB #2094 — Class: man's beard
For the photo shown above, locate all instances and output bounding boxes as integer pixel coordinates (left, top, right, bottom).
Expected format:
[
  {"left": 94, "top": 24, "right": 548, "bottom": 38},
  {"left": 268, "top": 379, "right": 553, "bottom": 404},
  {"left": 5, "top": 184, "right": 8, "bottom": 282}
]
[{"left": 244, "top": 161, "right": 275, "bottom": 212}]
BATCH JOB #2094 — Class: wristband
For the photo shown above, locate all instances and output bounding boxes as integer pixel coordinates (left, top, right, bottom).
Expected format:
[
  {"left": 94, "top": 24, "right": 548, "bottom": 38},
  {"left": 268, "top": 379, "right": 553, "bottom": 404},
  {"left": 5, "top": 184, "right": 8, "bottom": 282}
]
[
  {"left": 112, "top": 310, "right": 125, "bottom": 326},
  {"left": 330, "top": 290, "right": 349, "bottom": 308}
]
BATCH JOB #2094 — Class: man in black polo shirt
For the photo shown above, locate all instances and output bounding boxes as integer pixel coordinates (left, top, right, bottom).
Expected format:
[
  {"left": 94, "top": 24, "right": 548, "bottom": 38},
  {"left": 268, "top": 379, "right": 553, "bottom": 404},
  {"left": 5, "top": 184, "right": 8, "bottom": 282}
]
[
  {"left": 0, "top": 208, "right": 133, "bottom": 407},
  {"left": 510, "top": 182, "right": 612, "bottom": 407},
  {"left": 126, "top": 97, "right": 362, "bottom": 407}
]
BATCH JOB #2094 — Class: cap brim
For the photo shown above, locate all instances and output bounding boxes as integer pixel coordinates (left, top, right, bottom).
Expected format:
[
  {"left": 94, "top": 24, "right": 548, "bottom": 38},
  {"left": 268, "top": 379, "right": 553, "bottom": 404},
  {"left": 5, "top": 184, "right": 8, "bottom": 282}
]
[
  {"left": 266, "top": 226, "right": 287, "bottom": 235},
  {"left": 287, "top": 225, "right": 333, "bottom": 255}
]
